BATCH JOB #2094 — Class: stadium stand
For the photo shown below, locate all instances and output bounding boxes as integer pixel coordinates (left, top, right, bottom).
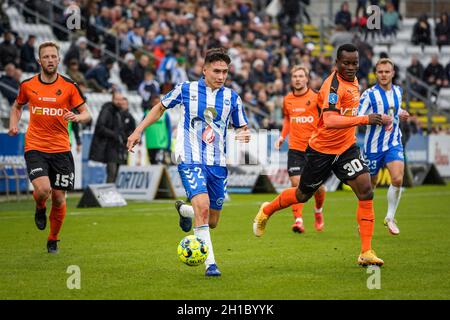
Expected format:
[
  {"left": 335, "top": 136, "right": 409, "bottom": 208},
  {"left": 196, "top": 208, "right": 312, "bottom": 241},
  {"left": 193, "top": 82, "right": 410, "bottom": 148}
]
[{"left": 0, "top": 0, "right": 449, "bottom": 133}]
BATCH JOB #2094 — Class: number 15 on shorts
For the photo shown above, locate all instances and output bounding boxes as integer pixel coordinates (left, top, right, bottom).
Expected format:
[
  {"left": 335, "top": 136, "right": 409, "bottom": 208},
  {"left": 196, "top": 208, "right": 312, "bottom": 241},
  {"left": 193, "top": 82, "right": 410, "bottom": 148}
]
[{"left": 54, "top": 173, "right": 74, "bottom": 188}]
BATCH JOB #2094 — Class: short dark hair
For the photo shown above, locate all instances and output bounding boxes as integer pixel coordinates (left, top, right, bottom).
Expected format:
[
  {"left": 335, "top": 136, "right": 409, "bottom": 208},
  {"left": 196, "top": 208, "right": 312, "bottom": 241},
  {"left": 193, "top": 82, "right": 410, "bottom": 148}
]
[
  {"left": 336, "top": 43, "right": 358, "bottom": 60},
  {"left": 204, "top": 48, "right": 231, "bottom": 65}
]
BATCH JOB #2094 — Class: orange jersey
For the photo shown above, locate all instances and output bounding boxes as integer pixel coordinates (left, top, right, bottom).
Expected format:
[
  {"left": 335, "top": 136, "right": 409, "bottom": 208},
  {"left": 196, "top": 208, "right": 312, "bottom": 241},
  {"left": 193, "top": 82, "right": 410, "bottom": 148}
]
[
  {"left": 16, "top": 74, "right": 85, "bottom": 153},
  {"left": 281, "top": 89, "right": 319, "bottom": 151},
  {"left": 309, "top": 72, "right": 360, "bottom": 155}
]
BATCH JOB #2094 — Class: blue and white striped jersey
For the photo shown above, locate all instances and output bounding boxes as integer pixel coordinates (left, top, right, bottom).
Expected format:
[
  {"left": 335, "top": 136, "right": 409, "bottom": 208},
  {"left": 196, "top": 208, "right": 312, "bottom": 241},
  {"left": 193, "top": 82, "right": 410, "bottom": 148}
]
[
  {"left": 358, "top": 83, "right": 404, "bottom": 154},
  {"left": 161, "top": 78, "right": 248, "bottom": 166}
]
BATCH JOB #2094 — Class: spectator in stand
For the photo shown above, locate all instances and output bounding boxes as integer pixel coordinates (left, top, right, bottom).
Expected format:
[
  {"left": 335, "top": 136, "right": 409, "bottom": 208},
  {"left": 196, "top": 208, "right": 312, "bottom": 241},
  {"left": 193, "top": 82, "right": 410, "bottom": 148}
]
[
  {"left": 96, "top": 6, "right": 113, "bottom": 32},
  {"left": 63, "top": 37, "right": 91, "bottom": 74},
  {"left": 120, "top": 52, "right": 140, "bottom": 91},
  {"left": 66, "top": 59, "right": 88, "bottom": 92},
  {"left": 277, "top": 0, "right": 300, "bottom": 34},
  {"left": 355, "top": 0, "right": 368, "bottom": 17},
  {"left": 357, "top": 48, "right": 373, "bottom": 82},
  {"left": 382, "top": 2, "right": 400, "bottom": 39},
  {"left": 0, "top": 31, "right": 19, "bottom": 69},
  {"left": 83, "top": 1, "right": 100, "bottom": 45},
  {"left": 14, "top": 35, "right": 23, "bottom": 52},
  {"left": 406, "top": 54, "right": 427, "bottom": 97},
  {"left": 329, "top": 24, "right": 354, "bottom": 58},
  {"left": 171, "top": 56, "right": 189, "bottom": 85},
  {"left": 423, "top": 54, "right": 446, "bottom": 90},
  {"left": 435, "top": 12, "right": 450, "bottom": 47},
  {"left": 354, "top": 7, "right": 368, "bottom": 37},
  {"left": 249, "top": 59, "right": 266, "bottom": 85},
  {"left": 20, "top": 35, "right": 38, "bottom": 72},
  {"left": 157, "top": 48, "right": 179, "bottom": 89},
  {"left": 0, "top": 63, "right": 19, "bottom": 104},
  {"left": 138, "top": 71, "right": 160, "bottom": 111},
  {"left": 335, "top": 2, "right": 352, "bottom": 31},
  {"left": 255, "top": 88, "right": 272, "bottom": 128},
  {"left": 133, "top": 55, "right": 151, "bottom": 90},
  {"left": 412, "top": 14, "right": 432, "bottom": 46},
  {"left": 85, "top": 56, "right": 115, "bottom": 92},
  {"left": 127, "top": 23, "right": 145, "bottom": 49},
  {"left": 117, "top": 23, "right": 132, "bottom": 55},
  {"left": 152, "top": 35, "right": 168, "bottom": 70}
]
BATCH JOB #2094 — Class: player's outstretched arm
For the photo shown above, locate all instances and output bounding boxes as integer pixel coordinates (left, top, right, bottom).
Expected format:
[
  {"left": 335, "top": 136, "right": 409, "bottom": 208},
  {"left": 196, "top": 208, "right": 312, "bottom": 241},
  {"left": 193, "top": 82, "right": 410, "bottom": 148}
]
[
  {"left": 8, "top": 101, "right": 23, "bottom": 136},
  {"left": 323, "top": 112, "right": 383, "bottom": 129},
  {"left": 235, "top": 125, "right": 251, "bottom": 143},
  {"left": 127, "top": 102, "right": 166, "bottom": 152}
]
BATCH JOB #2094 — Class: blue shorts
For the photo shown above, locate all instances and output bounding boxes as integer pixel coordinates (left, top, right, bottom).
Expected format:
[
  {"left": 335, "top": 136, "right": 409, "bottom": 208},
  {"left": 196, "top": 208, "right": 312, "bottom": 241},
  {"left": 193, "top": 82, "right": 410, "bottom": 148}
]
[
  {"left": 178, "top": 163, "right": 228, "bottom": 210},
  {"left": 364, "top": 145, "right": 405, "bottom": 176}
]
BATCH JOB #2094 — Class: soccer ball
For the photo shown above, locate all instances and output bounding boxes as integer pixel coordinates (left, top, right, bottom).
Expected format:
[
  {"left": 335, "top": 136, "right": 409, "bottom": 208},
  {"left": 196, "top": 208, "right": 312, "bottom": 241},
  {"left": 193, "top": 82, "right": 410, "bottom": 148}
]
[{"left": 177, "top": 235, "right": 209, "bottom": 266}]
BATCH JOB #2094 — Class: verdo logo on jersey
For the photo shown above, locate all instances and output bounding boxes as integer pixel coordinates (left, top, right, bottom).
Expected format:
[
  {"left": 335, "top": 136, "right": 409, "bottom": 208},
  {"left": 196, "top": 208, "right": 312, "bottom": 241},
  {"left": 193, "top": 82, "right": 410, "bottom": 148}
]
[
  {"left": 292, "top": 116, "right": 314, "bottom": 124},
  {"left": 32, "top": 106, "right": 65, "bottom": 116}
]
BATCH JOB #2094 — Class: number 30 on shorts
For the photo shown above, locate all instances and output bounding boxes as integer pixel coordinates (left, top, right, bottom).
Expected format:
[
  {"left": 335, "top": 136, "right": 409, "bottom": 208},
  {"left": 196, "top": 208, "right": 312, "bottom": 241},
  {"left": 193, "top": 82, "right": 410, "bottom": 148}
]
[{"left": 343, "top": 159, "right": 364, "bottom": 176}]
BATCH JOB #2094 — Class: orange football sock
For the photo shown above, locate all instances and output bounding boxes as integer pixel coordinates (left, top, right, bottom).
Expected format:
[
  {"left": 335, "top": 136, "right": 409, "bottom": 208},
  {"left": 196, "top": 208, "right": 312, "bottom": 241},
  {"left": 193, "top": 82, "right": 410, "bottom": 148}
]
[
  {"left": 357, "top": 200, "right": 375, "bottom": 253},
  {"left": 33, "top": 191, "right": 47, "bottom": 209},
  {"left": 48, "top": 203, "right": 67, "bottom": 241},
  {"left": 314, "top": 189, "right": 325, "bottom": 211},
  {"left": 292, "top": 203, "right": 304, "bottom": 218},
  {"left": 263, "top": 187, "right": 299, "bottom": 217}
]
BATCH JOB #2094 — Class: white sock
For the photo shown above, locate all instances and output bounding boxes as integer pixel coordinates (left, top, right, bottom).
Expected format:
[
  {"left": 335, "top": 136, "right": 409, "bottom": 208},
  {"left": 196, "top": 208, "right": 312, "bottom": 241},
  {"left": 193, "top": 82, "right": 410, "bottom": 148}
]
[
  {"left": 194, "top": 224, "right": 216, "bottom": 268},
  {"left": 295, "top": 217, "right": 303, "bottom": 223},
  {"left": 180, "top": 204, "right": 195, "bottom": 218},
  {"left": 386, "top": 185, "right": 402, "bottom": 220},
  {"left": 315, "top": 207, "right": 323, "bottom": 213}
]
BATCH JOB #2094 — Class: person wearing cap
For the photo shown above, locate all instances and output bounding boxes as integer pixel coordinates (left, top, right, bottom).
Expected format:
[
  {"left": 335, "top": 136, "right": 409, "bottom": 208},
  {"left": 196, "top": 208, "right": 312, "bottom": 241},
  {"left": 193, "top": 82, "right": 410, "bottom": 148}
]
[
  {"left": 120, "top": 52, "right": 140, "bottom": 90},
  {"left": 63, "top": 37, "right": 90, "bottom": 73}
]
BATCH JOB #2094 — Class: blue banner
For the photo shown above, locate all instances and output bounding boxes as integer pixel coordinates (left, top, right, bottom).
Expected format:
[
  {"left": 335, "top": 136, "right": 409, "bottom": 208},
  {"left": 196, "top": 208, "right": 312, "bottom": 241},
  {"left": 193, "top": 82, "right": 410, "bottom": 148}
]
[{"left": 0, "top": 133, "right": 28, "bottom": 193}]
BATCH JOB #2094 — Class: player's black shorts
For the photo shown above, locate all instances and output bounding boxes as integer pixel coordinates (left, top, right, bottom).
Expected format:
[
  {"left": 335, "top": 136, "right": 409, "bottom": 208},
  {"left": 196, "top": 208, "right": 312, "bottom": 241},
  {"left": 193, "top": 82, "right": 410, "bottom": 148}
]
[
  {"left": 24, "top": 150, "right": 75, "bottom": 191},
  {"left": 299, "top": 144, "right": 369, "bottom": 194},
  {"left": 287, "top": 149, "right": 308, "bottom": 177}
]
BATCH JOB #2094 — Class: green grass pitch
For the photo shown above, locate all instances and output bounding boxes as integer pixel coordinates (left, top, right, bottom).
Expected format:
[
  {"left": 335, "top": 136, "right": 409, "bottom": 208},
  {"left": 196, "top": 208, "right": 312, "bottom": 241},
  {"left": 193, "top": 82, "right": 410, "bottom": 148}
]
[{"left": 1, "top": 185, "right": 449, "bottom": 300}]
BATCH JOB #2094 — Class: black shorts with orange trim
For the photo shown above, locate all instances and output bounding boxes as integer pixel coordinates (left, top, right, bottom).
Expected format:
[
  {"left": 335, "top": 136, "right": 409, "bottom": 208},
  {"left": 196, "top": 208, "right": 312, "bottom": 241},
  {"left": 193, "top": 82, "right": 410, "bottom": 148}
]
[
  {"left": 299, "top": 144, "right": 369, "bottom": 194},
  {"left": 24, "top": 150, "right": 75, "bottom": 191}
]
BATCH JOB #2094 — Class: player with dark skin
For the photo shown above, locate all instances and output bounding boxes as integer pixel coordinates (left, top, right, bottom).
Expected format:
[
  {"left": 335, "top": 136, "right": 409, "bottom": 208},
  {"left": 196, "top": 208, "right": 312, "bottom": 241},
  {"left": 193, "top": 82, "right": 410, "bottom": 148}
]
[
  {"left": 294, "top": 50, "right": 383, "bottom": 204},
  {"left": 254, "top": 44, "right": 386, "bottom": 266}
]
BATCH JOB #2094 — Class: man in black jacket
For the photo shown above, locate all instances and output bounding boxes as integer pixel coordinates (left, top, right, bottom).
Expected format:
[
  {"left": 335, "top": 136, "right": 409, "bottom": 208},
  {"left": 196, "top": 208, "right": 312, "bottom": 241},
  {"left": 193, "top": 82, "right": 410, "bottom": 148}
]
[
  {"left": 20, "top": 35, "right": 38, "bottom": 72},
  {"left": 0, "top": 31, "right": 19, "bottom": 69},
  {"left": 89, "top": 91, "right": 129, "bottom": 183}
]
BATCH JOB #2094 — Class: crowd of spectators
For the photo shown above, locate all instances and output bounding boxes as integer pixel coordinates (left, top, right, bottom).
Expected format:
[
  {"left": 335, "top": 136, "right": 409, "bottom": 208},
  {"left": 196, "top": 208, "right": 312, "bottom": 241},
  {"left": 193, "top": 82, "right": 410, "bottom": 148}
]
[{"left": 0, "top": 0, "right": 449, "bottom": 133}]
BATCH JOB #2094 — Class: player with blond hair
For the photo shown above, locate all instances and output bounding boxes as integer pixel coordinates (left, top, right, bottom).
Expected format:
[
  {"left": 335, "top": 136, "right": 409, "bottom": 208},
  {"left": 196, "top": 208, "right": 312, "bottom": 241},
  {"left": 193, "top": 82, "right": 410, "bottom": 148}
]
[
  {"left": 274, "top": 65, "right": 326, "bottom": 233},
  {"left": 8, "top": 41, "right": 92, "bottom": 253},
  {"left": 358, "top": 58, "right": 409, "bottom": 235}
]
